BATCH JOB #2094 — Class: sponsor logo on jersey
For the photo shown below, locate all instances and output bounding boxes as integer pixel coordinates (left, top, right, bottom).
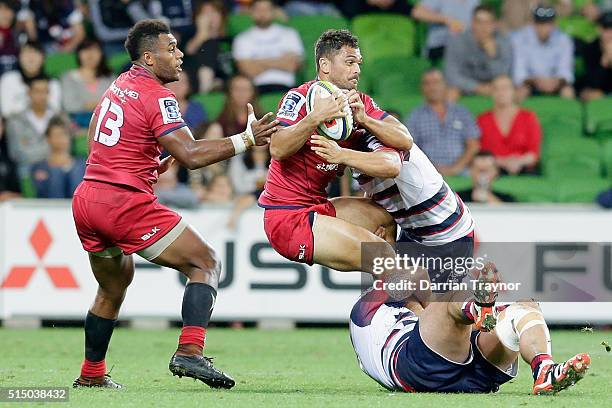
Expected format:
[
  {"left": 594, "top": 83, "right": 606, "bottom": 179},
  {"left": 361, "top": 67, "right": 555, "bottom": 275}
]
[
  {"left": 110, "top": 81, "right": 139, "bottom": 103},
  {"left": 298, "top": 244, "right": 306, "bottom": 260},
  {"left": 141, "top": 226, "right": 161, "bottom": 241},
  {"left": 277, "top": 91, "right": 305, "bottom": 121},
  {"left": 316, "top": 163, "right": 339, "bottom": 172}
]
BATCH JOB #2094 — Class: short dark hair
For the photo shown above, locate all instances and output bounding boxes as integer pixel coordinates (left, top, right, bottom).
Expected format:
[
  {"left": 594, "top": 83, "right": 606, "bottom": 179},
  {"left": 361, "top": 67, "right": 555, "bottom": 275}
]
[
  {"left": 76, "top": 37, "right": 111, "bottom": 78},
  {"left": 124, "top": 19, "right": 171, "bottom": 61},
  {"left": 473, "top": 4, "right": 496, "bottom": 18},
  {"left": 474, "top": 150, "right": 495, "bottom": 160},
  {"left": 315, "top": 29, "right": 359, "bottom": 72},
  {"left": 24, "top": 74, "right": 49, "bottom": 88},
  {"left": 45, "top": 115, "right": 70, "bottom": 137}
]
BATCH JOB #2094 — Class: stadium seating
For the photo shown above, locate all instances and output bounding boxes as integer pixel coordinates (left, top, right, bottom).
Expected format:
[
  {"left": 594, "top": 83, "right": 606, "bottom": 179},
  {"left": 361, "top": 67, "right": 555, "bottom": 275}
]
[
  {"left": 288, "top": 15, "right": 349, "bottom": 82},
  {"left": 459, "top": 95, "right": 493, "bottom": 117},
  {"left": 259, "top": 92, "right": 284, "bottom": 115},
  {"left": 228, "top": 13, "right": 255, "bottom": 37},
  {"left": 493, "top": 176, "right": 558, "bottom": 202},
  {"left": 352, "top": 14, "right": 415, "bottom": 64},
  {"left": 364, "top": 56, "right": 429, "bottom": 97},
  {"left": 585, "top": 97, "right": 612, "bottom": 139},
  {"left": 601, "top": 139, "right": 612, "bottom": 177},
  {"left": 556, "top": 177, "right": 610, "bottom": 203},
  {"left": 44, "top": 52, "right": 78, "bottom": 78},
  {"left": 191, "top": 92, "right": 226, "bottom": 121},
  {"left": 108, "top": 52, "right": 131, "bottom": 75},
  {"left": 376, "top": 93, "right": 423, "bottom": 118}
]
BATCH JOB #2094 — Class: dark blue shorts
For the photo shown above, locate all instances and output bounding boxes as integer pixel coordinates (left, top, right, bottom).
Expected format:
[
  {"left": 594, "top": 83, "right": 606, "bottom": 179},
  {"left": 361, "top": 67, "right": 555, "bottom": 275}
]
[
  {"left": 397, "top": 231, "right": 474, "bottom": 289},
  {"left": 394, "top": 322, "right": 516, "bottom": 393}
]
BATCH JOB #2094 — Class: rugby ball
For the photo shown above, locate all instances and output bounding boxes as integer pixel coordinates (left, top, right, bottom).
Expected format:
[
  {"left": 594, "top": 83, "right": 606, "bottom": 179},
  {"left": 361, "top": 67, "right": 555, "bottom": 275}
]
[{"left": 305, "top": 80, "right": 353, "bottom": 141}]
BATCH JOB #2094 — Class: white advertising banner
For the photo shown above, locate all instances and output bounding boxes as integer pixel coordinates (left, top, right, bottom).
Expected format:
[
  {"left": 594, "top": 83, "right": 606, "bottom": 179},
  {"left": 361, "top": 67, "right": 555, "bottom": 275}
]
[{"left": 0, "top": 201, "right": 611, "bottom": 323}]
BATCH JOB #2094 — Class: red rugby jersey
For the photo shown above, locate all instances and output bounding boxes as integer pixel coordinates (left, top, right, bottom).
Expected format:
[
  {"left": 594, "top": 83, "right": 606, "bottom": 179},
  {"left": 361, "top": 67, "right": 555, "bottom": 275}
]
[
  {"left": 84, "top": 65, "right": 187, "bottom": 194},
  {"left": 258, "top": 81, "right": 389, "bottom": 208}
]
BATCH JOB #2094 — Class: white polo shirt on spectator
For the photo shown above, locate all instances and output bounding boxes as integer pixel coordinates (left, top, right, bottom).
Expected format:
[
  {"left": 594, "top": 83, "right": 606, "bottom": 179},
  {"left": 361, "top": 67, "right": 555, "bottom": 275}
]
[
  {"left": 511, "top": 25, "right": 575, "bottom": 85},
  {"left": 232, "top": 23, "right": 304, "bottom": 88}
]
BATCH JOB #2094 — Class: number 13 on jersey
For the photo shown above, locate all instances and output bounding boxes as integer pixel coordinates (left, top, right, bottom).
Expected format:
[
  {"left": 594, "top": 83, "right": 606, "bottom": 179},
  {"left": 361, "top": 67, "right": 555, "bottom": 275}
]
[{"left": 94, "top": 97, "right": 124, "bottom": 147}]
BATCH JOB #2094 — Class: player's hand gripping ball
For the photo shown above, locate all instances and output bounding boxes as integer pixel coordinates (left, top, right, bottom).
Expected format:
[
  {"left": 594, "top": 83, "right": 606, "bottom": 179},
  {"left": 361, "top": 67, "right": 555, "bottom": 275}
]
[{"left": 305, "top": 80, "right": 353, "bottom": 141}]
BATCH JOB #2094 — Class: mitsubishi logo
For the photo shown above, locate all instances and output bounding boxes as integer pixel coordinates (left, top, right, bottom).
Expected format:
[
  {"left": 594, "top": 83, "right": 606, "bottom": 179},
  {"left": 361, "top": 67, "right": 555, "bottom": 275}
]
[{"left": 1, "top": 219, "right": 78, "bottom": 289}]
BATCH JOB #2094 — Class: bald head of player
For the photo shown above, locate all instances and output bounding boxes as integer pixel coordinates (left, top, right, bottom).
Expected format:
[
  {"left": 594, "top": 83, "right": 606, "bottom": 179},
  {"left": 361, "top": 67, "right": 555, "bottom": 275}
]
[
  {"left": 124, "top": 19, "right": 184, "bottom": 84},
  {"left": 315, "top": 29, "right": 361, "bottom": 90}
]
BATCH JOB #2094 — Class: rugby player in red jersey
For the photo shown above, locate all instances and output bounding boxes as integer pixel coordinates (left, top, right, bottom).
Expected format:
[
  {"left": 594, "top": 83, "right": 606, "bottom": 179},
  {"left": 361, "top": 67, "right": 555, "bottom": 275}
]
[
  {"left": 71, "top": 20, "right": 278, "bottom": 389},
  {"left": 259, "top": 29, "right": 418, "bottom": 279}
]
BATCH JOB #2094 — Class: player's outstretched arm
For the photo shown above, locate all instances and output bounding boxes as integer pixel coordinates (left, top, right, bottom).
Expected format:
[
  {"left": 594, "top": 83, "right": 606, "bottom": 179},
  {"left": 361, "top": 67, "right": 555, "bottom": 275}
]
[
  {"left": 311, "top": 135, "right": 401, "bottom": 178},
  {"left": 270, "top": 88, "right": 346, "bottom": 160},
  {"left": 159, "top": 104, "right": 278, "bottom": 170},
  {"left": 346, "top": 90, "right": 413, "bottom": 152}
]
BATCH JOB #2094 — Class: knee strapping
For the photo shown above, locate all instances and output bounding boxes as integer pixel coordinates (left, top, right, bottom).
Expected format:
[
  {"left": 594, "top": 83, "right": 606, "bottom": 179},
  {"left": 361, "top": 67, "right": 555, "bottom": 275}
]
[{"left": 495, "top": 304, "right": 546, "bottom": 352}]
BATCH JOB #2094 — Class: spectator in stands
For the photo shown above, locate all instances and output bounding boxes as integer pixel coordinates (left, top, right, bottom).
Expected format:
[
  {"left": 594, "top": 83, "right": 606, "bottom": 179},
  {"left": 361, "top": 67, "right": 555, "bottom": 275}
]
[
  {"left": 88, "top": 0, "right": 167, "bottom": 55},
  {"left": 580, "top": 11, "right": 612, "bottom": 100},
  {"left": 19, "top": 0, "right": 86, "bottom": 52},
  {"left": 227, "top": 144, "right": 270, "bottom": 228},
  {"left": 155, "top": 163, "right": 200, "bottom": 209},
  {"left": 183, "top": 0, "right": 232, "bottom": 93},
  {"left": 457, "top": 150, "right": 516, "bottom": 204},
  {"left": 445, "top": 5, "right": 513, "bottom": 101},
  {"left": 217, "top": 74, "right": 263, "bottom": 136},
  {"left": 338, "top": 0, "right": 412, "bottom": 19},
  {"left": 0, "top": 116, "right": 20, "bottom": 200},
  {"left": 6, "top": 76, "right": 56, "bottom": 177},
  {"left": 406, "top": 69, "right": 480, "bottom": 176},
  {"left": 189, "top": 122, "right": 228, "bottom": 199},
  {"left": 60, "top": 38, "right": 113, "bottom": 113},
  {"left": 284, "top": 0, "right": 341, "bottom": 17},
  {"left": 0, "top": 41, "right": 61, "bottom": 116},
  {"left": 232, "top": 0, "right": 303, "bottom": 94},
  {"left": 202, "top": 173, "right": 234, "bottom": 203},
  {"left": 500, "top": 0, "right": 538, "bottom": 32},
  {"left": 511, "top": 5, "right": 575, "bottom": 99},
  {"left": 582, "top": 0, "right": 612, "bottom": 23},
  {"left": 0, "top": 0, "right": 20, "bottom": 75},
  {"left": 166, "top": 73, "right": 208, "bottom": 130},
  {"left": 31, "top": 115, "right": 84, "bottom": 198},
  {"left": 411, "top": 0, "right": 480, "bottom": 64},
  {"left": 478, "top": 75, "right": 541, "bottom": 175}
]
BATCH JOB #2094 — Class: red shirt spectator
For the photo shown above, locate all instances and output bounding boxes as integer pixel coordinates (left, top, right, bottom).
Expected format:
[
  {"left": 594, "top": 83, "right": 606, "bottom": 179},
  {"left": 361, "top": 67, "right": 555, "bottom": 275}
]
[
  {"left": 478, "top": 109, "right": 541, "bottom": 158},
  {"left": 477, "top": 75, "right": 542, "bottom": 175}
]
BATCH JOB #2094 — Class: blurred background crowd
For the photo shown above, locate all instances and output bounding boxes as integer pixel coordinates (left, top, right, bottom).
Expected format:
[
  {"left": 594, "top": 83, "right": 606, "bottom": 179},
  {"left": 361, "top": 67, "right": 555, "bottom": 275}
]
[{"left": 0, "top": 0, "right": 612, "bottom": 220}]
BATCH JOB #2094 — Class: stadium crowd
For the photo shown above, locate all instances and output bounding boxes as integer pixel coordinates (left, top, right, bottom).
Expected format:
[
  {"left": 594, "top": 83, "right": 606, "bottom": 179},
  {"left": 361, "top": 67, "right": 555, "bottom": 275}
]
[{"left": 0, "top": 0, "right": 611, "bottom": 212}]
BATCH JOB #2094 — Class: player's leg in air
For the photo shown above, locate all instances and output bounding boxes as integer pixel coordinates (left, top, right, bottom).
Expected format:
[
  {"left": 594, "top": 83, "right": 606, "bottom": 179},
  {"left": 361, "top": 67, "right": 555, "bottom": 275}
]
[{"left": 479, "top": 300, "right": 591, "bottom": 395}]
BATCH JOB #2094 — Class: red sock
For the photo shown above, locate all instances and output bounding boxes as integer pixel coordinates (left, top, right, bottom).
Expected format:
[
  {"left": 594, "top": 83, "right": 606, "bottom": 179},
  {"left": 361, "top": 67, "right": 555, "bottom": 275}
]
[
  {"left": 531, "top": 353, "right": 553, "bottom": 379},
  {"left": 177, "top": 326, "right": 206, "bottom": 355},
  {"left": 81, "top": 359, "right": 106, "bottom": 378}
]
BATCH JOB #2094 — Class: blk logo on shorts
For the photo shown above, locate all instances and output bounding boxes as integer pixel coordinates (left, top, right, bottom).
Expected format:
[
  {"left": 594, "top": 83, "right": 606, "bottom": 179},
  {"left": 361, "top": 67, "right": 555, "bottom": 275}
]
[
  {"left": 298, "top": 244, "right": 306, "bottom": 260},
  {"left": 141, "top": 226, "right": 160, "bottom": 241}
]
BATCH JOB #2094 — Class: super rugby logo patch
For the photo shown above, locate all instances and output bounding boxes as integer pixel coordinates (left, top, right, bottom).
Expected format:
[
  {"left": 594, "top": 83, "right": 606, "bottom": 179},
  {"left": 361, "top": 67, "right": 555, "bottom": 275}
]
[
  {"left": 277, "top": 91, "right": 305, "bottom": 122},
  {"left": 158, "top": 97, "right": 183, "bottom": 124}
]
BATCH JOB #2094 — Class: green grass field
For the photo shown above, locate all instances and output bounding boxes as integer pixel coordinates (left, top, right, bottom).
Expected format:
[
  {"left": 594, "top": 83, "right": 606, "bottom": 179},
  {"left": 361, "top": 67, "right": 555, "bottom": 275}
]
[{"left": 0, "top": 328, "right": 609, "bottom": 407}]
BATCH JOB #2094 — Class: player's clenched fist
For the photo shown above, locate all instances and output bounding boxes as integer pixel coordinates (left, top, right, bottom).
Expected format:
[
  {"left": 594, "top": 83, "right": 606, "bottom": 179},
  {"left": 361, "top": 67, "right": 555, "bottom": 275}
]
[
  {"left": 246, "top": 103, "right": 279, "bottom": 146},
  {"left": 312, "top": 87, "right": 347, "bottom": 124},
  {"left": 345, "top": 89, "right": 366, "bottom": 124}
]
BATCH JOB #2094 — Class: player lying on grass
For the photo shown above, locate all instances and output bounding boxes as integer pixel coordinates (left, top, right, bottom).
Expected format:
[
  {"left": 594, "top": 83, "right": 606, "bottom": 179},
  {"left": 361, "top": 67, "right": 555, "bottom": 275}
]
[
  {"left": 349, "top": 263, "right": 591, "bottom": 395},
  {"left": 71, "top": 20, "right": 277, "bottom": 389},
  {"left": 260, "top": 29, "right": 428, "bottom": 297}
]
